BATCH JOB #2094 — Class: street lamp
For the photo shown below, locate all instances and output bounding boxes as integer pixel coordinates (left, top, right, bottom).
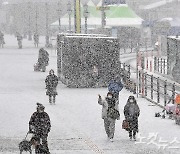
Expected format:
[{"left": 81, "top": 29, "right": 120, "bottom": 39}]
[
  {"left": 67, "top": 1, "right": 72, "bottom": 33},
  {"left": 57, "top": 2, "right": 62, "bottom": 33},
  {"left": 83, "top": 4, "right": 89, "bottom": 34}
]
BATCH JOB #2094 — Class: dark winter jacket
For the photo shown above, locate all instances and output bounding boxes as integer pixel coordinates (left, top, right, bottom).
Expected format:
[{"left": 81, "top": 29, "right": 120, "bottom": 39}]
[
  {"left": 124, "top": 99, "right": 140, "bottom": 120},
  {"left": 34, "top": 34, "right": 39, "bottom": 42},
  {"left": 29, "top": 111, "right": 51, "bottom": 135},
  {"left": 108, "top": 79, "right": 123, "bottom": 94},
  {"left": 38, "top": 49, "right": 49, "bottom": 66},
  {"left": 45, "top": 74, "right": 58, "bottom": 96},
  {"left": 124, "top": 96, "right": 140, "bottom": 132}
]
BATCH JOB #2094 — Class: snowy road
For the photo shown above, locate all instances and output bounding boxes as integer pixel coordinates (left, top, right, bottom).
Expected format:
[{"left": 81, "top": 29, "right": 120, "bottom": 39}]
[{"left": 0, "top": 35, "right": 180, "bottom": 154}]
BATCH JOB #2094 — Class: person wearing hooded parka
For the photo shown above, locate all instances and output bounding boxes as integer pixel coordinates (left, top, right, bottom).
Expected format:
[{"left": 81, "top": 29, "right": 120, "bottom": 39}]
[
  {"left": 124, "top": 95, "right": 140, "bottom": 140},
  {"left": 98, "top": 92, "right": 120, "bottom": 142}
]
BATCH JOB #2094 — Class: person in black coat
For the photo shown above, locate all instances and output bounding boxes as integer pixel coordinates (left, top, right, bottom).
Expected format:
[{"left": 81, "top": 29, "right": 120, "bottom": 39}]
[
  {"left": 45, "top": 69, "right": 58, "bottom": 104},
  {"left": 124, "top": 95, "right": 140, "bottom": 140},
  {"left": 37, "top": 48, "right": 49, "bottom": 72},
  {"left": 29, "top": 103, "right": 51, "bottom": 153}
]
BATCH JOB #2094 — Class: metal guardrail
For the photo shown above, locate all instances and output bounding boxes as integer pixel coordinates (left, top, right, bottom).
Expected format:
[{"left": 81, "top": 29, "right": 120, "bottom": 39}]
[
  {"left": 154, "top": 57, "right": 167, "bottom": 74},
  {"left": 120, "top": 54, "right": 179, "bottom": 108},
  {"left": 138, "top": 70, "right": 178, "bottom": 108}
]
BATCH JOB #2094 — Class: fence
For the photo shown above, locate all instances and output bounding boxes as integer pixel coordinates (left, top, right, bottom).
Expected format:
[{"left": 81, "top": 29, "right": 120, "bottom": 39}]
[
  {"left": 138, "top": 70, "right": 178, "bottom": 108},
  {"left": 154, "top": 57, "right": 167, "bottom": 75}
]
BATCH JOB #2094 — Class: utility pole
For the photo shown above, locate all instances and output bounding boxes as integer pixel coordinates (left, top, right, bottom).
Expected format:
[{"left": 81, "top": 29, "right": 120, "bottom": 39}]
[
  {"left": 74, "top": 0, "right": 81, "bottom": 33},
  {"left": 136, "top": 42, "right": 140, "bottom": 98},
  {"left": 83, "top": 4, "right": 89, "bottom": 34},
  {"left": 45, "top": 2, "right": 49, "bottom": 47},
  {"left": 35, "top": 5, "right": 38, "bottom": 34},
  {"left": 57, "top": 2, "right": 62, "bottom": 33},
  {"left": 101, "top": 0, "right": 105, "bottom": 28},
  {"left": 28, "top": 2, "right": 32, "bottom": 41},
  {"left": 67, "top": 1, "right": 72, "bottom": 33},
  {"left": 96, "top": 0, "right": 109, "bottom": 29},
  {"left": 23, "top": 9, "right": 27, "bottom": 39}
]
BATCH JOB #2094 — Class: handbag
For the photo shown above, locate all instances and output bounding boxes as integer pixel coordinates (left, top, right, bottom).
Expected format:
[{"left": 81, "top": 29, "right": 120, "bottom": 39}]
[
  {"left": 107, "top": 107, "right": 120, "bottom": 119},
  {"left": 122, "top": 119, "right": 129, "bottom": 130}
]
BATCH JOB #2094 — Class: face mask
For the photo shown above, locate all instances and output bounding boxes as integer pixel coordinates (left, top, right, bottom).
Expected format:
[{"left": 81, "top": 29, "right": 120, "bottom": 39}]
[
  {"left": 108, "top": 95, "right": 112, "bottom": 99},
  {"left": 129, "top": 99, "right": 134, "bottom": 103},
  {"left": 38, "top": 109, "right": 44, "bottom": 113}
]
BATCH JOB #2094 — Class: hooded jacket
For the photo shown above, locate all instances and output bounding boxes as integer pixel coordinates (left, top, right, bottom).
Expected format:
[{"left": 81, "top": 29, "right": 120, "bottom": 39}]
[
  {"left": 29, "top": 111, "right": 51, "bottom": 135},
  {"left": 98, "top": 96, "right": 119, "bottom": 119},
  {"left": 124, "top": 96, "right": 140, "bottom": 121}
]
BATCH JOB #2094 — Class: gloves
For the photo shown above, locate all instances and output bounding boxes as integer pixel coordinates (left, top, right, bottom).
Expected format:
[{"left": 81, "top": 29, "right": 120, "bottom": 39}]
[{"left": 29, "top": 125, "right": 35, "bottom": 133}]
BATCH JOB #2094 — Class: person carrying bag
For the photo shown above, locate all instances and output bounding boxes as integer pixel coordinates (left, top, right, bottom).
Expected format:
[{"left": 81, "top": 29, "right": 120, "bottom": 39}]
[
  {"left": 98, "top": 92, "right": 120, "bottom": 142},
  {"left": 123, "top": 95, "right": 140, "bottom": 141}
]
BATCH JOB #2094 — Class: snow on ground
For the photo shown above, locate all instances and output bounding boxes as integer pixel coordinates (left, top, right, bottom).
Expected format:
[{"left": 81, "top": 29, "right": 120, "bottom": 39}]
[{"left": 0, "top": 35, "right": 180, "bottom": 154}]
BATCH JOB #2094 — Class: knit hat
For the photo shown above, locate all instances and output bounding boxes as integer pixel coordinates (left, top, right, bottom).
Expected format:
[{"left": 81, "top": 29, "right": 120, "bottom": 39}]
[
  {"left": 36, "top": 103, "right": 45, "bottom": 110},
  {"left": 107, "top": 91, "right": 113, "bottom": 97},
  {"left": 49, "top": 69, "right": 54, "bottom": 74}
]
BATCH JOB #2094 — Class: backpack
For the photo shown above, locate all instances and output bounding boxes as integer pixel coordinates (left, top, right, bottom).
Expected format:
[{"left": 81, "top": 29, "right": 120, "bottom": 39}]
[{"left": 107, "top": 107, "right": 120, "bottom": 119}]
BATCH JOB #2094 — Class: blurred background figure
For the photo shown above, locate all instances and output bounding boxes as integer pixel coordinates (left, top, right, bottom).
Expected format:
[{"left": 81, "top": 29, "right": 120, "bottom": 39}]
[
  {"left": 16, "top": 32, "right": 23, "bottom": 49},
  {"left": 0, "top": 31, "right": 5, "bottom": 48},
  {"left": 34, "top": 48, "right": 49, "bottom": 72},
  {"left": 33, "top": 33, "right": 39, "bottom": 48}
]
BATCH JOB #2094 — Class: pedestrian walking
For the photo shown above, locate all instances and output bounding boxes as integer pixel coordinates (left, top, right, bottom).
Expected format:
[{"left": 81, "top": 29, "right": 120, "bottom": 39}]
[
  {"left": 29, "top": 103, "right": 51, "bottom": 154},
  {"left": 45, "top": 69, "right": 58, "bottom": 104},
  {"left": 108, "top": 75, "right": 123, "bottom": 103},
  {"left": 34, "top": 33, "right": 39, "bottom": 48},
  {"left": 16, "top": 33, "right": 23, "bottom": 49},
  {"left": 0, "top": 31, "right": 5, "bottom": 48},
  {"left": 123, "top": 95, "right": 140, "bottom": 141},
  {"left": 98, "top": 92, "right": 120, "bottom": 142}
]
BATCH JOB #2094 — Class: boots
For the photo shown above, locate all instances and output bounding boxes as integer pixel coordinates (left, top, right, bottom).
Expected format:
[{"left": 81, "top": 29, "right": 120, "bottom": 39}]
[
  {"left": 53, "top": 96, "right": 56, "bottom": 104},
  {"left": 129, "top": 130, "right": 132, "bottom": 140},
  {"left": 49, "top": 96, "right": 52, "bottom": 104},
  {"left": 133, "top": 131, "right": 136, "bottom": 141}
]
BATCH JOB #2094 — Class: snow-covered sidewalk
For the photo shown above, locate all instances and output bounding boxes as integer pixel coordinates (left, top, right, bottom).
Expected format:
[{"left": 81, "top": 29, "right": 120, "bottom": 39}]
[{"left": 0, "top": 35, "right": 180, "bottom": 154}]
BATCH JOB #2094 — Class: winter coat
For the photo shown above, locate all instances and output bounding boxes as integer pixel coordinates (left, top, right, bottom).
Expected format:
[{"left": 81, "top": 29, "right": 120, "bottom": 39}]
[
  {"left": 38, "top": 50, "right": 49, "bottom": 66},
  {"left": 34, "top": 34, "right": 39, "bottom": 42},
  {"left": 45, "top": 74, "right": 58, "bottom": 96},
  {"left": 29, "top": 111, "right": 51, "bottom": 135},
  {"left": 0, "top": 33, "right": 4, "bottom": 42},
  {"left": 17, "top": 35, "right": 22, "bottom": 41},
  {"left": 98, "top": 96, "right": 119, "bottom": 119},
  {"left": 124, "top": 99, "right": 140, "bottom": 132},
  {"left": 108, "top": 79, "right": 123, "bottom": 95}
]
